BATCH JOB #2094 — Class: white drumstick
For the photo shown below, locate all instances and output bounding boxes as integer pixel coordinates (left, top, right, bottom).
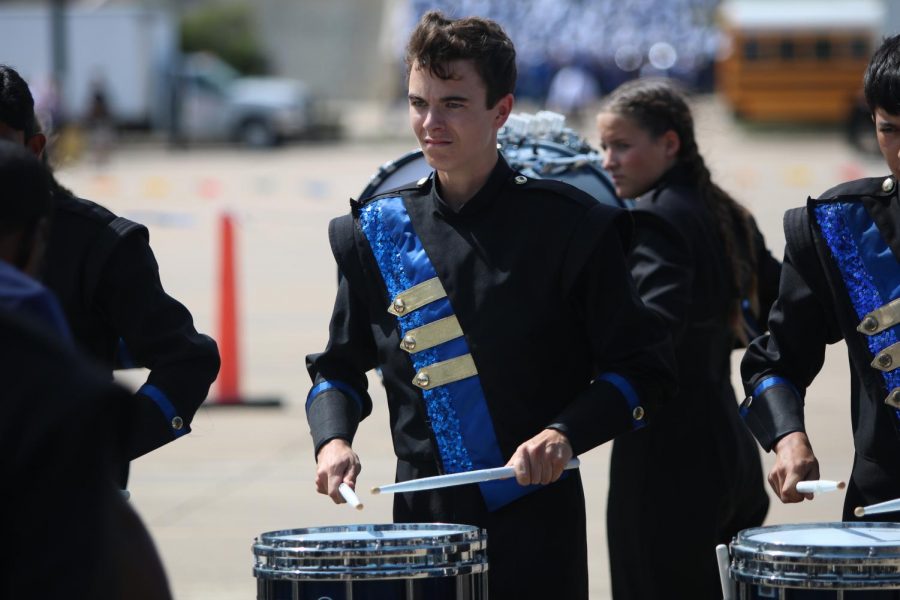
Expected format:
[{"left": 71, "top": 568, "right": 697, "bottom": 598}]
[
  {"left": 338, "top": 483, "right": 364, "bottom": 510},
  {"left": 795, "top": 480, "right": 846, "bottom": 495},
  {"left": 854, "top": 497, "right": 900, "bottom": 518},
  {"left": 371, "top": 458, "right": 581, "bottom": 495},
  {"left": 715, "top": 544, "right": 735, "bottom": 600}
]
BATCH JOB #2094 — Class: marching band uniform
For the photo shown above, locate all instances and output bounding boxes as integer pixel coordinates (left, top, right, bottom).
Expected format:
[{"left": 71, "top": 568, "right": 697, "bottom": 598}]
[
  {"left": 306, "top": 154, "right": 676, "bottom": 599},
  {"left": 607, "top": 167, "right": 777, "bottom": 599},
  {"left": 43, "top": 190, "right": 220, "bottom": 485},
  {"left": 742, "top": 175, "right": 900, "bottom": 521}
]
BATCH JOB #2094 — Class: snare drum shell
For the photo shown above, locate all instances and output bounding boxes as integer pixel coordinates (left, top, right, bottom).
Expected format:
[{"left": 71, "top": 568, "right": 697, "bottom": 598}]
[{"left": 257, "top": 572, "right": 488, "bottom": 600}]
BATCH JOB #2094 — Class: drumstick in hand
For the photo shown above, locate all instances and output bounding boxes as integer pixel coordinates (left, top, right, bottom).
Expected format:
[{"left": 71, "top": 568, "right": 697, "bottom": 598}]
[
  {"left": 795, "top": 480, "right": 845, "bottom": 495},
  {"left": 339, "top": 483, "right": 364, "bottom": 510},
  {"left": 371, "top": 458, "right": 581, "bottom": 495},
  {"left": 855, "top": 497, "right": 900, "bottom": 517}
]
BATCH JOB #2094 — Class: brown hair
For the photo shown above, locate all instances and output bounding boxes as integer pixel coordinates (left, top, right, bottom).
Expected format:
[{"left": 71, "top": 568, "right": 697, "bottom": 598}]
[
  {"left": 600, "top": 79, "right": 758, "bottom": 342},
  {"left": 405, "top": 10, "right": 516, "bottom": 108}
]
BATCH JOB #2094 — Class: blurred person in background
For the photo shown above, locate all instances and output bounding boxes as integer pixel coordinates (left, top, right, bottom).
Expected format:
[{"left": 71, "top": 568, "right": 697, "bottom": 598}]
[
  {"left": 742, "top": 34, "right": 900, "bottom": 524},
  {"left": 306, "top": 10, "right": 675, "bottom": 599},
  {"left": 0, "top": 64, "right": 220, "bottom": 488},
  {"left": 597, "top": 78, "right": 779, "bottom": 599},
  {"left": 0, "top": 141, "right": 172, "bottom": 600}
]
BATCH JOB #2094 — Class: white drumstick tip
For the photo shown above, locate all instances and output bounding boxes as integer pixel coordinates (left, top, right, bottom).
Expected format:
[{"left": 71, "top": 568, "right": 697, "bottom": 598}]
[
  {"left": 855, "top": 506, "right": 866, "bottom": 518},
  {"left": 795, "top": 480, "right": 846, "bottom": 495},
  {"left": 338, "top": 483, "right": 364, "bottom": 510}
]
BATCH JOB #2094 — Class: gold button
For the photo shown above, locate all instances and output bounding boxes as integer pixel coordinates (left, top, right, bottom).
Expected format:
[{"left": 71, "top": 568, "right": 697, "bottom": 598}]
[
  {"left": 863, "top": 316, "right": 879, "bottom": 332},
  {"left": 402, "top": 334, "right": 417, "bottom": 351},
  {"left": 417, "top": 176, "right": 429, "bottom": 187},
  {"left": 632, "top": 406, "right": 645, "bottom": 421},
  {"left": 171, "top": 416, "right": 184, "bottom": 430},
  {"left": 879, "top": 353, "right": 893, "bottom": 368},
  {"left": 415, "top": 372, "right": 430, "bottom": 388},
  {"left": 392, "top": 298, "right": 406, "bottom": 314},
  {"left": 884, "top": 178, "right": 895, "bottom": 193},
  {"left": 514, "top": 175, "right": 527, "bottom": 185}
]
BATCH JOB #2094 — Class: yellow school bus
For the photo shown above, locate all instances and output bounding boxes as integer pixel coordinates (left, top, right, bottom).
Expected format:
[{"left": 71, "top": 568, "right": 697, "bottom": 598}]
[{"left": 716, "top": 0, "right": 883, "bottom": 123}]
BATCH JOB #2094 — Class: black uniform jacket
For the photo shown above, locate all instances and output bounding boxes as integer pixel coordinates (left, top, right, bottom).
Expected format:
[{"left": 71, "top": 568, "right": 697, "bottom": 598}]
[
  {"left": 43, "top": 190, "right": 220, "bottom": 463},
  {"left": 608, "top": 168, "right": 778, "bottom": 599},
  {"left": 742, "top": 175, "right": 900, "bottom": 516},
  {"left": 306, "top": 155, "right": 676, "bottom": 507}
]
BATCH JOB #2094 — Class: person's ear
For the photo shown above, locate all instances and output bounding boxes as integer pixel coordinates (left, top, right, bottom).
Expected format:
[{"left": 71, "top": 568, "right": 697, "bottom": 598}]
[
  {"left": 25, "top": 133, "right": 46, "bottom": 158},
  {"left": 663, "top": 129, "right": 680, "bottom": 159},
  {"left": 494, "top": 93, "right": 514, "bottom": 128}
]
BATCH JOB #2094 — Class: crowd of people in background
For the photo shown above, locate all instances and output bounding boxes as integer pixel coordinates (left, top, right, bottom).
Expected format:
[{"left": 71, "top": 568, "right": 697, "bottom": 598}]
[{"left": 405, "top": 0, "right": 722, "bottom": 102}]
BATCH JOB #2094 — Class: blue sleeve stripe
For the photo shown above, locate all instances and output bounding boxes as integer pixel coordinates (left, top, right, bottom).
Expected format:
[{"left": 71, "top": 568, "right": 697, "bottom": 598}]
[
  {"left": 743, "top": 376, "right": 800, "bottom": 419},
  {"left": 138, "top": 383, "right": 187, "bottom": 438},
  {"left": 306, "top": 380, "right": 363, "bottom": 414},
  {"left": 598, "top": 372, "right": 645, "bottom": 430}
]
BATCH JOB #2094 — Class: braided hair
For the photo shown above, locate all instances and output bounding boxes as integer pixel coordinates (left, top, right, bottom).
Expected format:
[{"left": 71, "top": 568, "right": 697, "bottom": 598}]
[{"left": 600, "top": 79, "right": 758, "bottom": 341}]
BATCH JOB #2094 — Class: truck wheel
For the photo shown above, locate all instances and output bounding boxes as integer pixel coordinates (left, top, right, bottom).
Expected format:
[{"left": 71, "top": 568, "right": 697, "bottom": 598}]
[{"left": 239, "top": 119, "right": 278, "bottom": 148}]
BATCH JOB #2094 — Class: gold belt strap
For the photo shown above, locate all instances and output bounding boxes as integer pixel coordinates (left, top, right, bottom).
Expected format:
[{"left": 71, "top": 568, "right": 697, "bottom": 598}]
[
  {"left": 400, "top": 315, "right": 463, "bottom": 354},
  {"left": 412, "top": 354, "right": 478, "bottom": 389},
  {"left": 387, "top": 277, "right": 447, "bottom": 317},
  {"left": 872, "top": 342, "right": 900, "bottom": 372},
  {"left": 858, "top": 298, "right": 900, "bottom": 336},
  {"left": 885, "top": 387, "right": 900, "bottom": 409}
]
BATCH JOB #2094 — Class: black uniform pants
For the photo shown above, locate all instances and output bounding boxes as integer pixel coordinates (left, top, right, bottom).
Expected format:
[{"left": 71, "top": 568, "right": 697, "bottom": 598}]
[{"left": 393, "top": 459, "right": 589, "bottom": 600}]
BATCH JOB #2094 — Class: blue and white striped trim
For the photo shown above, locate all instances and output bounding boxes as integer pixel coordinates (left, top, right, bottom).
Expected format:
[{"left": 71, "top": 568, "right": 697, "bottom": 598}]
[
  {"left": 597, "top": 372, "right": 644, "bottom": 429},
  {"left": 138, "top": 383, "right": 188, "bottom": 438},
  {"left": 305, "top": 380, "right": 363, "bottom": 414}
]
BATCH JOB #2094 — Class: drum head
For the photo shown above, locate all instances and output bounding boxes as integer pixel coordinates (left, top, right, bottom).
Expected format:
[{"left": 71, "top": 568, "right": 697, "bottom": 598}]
[
  {"left": 731, "top": 522, "right": 900, "bottom": 589},
  {"left": 359, "top": 133, "right": 622, "bottom": 208}
]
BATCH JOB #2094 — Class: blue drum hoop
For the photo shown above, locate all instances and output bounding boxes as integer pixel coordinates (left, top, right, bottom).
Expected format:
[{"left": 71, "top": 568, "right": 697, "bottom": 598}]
[{"left": 731, "top": 522, "right": 900, "bottom": 590}]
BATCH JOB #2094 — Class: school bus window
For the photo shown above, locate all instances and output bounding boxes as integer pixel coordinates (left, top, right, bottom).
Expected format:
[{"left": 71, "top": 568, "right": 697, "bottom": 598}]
[
  {"left": 780, "top": 39, "right": 795, "bottom": 60},
  {"left": 815, "top": 39, "right": 831, "bottom": 60},
  {"left": 744, "top": 39, "right": 760, "bottom": 61},
  {"left": 851, "top": 38, "right": 869, "bottom": 59}
]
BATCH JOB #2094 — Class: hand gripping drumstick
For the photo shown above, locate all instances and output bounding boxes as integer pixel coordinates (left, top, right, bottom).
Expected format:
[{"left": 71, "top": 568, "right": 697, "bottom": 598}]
[
  {"left": 795, "top": 480, "right": 846, "bottom": 495},
  {"left": 338, "top": 483, "right": 364, "bottom": 510},
  {"left": 371, "top": 458, "right": 581, "bottom": 495},
  {"left": 854, "top": 497, "right": 900, "bottom": 518}
]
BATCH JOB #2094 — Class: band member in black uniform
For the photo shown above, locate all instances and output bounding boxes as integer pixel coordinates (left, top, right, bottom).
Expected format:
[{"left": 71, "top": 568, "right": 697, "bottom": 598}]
[
  {"left": 742, "top": 34, "right": 900, "bottom": 524},
  {"left": 597, "top": 80, "right": 779, "bottom": 599},
  {"left": 0, "top": 143, "right": 172, "bottom": 600},
  {"left": 305, "top": 11, "right": 676, "bottom": 600},
  {"left": 0, "top": 65, "right": 220, "bottom": 486}
]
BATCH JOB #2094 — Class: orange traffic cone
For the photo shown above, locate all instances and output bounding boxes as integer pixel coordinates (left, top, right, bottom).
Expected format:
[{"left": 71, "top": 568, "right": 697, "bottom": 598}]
[{"left": 205, "top": 212, "right": 280, "bottom": 407}]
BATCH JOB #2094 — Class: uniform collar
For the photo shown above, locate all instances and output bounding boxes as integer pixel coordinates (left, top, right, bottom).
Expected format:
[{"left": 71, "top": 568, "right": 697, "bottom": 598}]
[
  {"left": 431, "top": 153, "right": 513, "bottom": 218},
  {"left": 645, "top": 162, "right": 694, "bottom": 202}
]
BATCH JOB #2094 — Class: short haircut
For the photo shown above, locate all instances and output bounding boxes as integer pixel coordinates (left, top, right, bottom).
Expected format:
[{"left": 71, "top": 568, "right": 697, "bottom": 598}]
[
  {"left": 865, "top": 34, "right": 900, "bottom": 115},
  {"left": 0, "top": 140, "right": 54, "bottom": 235},
  {"left": 0, "top": 65, "right": 40, "bottom": 138},
  {"left": 405, "top": 10, "right": 517, "bottom": 108}
]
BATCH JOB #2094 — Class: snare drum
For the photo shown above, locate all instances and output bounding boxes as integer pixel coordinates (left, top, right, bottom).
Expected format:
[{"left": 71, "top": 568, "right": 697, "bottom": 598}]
[
  {"left": 359, "top": 126, "right": 621, "bottom": 208},
  {"left": 731, "top": 522, "right": 900, "bottom": 599},
  {"left": 252, "top": 523, "right": 488, "bottom": 600}
]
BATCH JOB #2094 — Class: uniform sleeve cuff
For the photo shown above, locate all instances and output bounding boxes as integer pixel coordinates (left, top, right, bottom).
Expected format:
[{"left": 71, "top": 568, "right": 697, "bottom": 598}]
[
  {"left": 740, "top": 376, "right": 805, "bottom": 452},
  {"left": 307, "top": 387, "right": 362, "bottom": 457}
]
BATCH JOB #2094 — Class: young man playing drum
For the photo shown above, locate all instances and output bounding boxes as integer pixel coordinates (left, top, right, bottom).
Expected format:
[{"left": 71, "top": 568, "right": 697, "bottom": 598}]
[
  {"left": 742, "top": 33, "right": 900, "bottom": 523},
  {"left": 305, "top": 11, "right": 675, "bottom": 599}
]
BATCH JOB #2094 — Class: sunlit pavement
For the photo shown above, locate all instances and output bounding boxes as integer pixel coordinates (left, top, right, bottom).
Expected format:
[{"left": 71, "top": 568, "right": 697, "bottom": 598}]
[{"left": 54, "top": 97, "right": 886, "bottom": 599}]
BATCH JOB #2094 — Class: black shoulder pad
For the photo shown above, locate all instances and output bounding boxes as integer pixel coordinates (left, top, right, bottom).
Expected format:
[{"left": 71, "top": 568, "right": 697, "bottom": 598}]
[
  {"left": 83, "top": 215, "right": 149, "bottom": 306},
  {"left": 357, "top": 177, "right": 431, "bottom": 206},
  {"left": 515, "top": 176, "right": 600, "bottom": 209},
  {"left": 814, "top": 176, "right": 895, "bottom": 202}
]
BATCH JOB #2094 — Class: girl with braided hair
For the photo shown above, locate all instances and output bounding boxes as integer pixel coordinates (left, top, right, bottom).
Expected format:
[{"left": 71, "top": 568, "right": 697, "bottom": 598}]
[{"left": 597, "top": 78, "right": 781, "bottom": 598}]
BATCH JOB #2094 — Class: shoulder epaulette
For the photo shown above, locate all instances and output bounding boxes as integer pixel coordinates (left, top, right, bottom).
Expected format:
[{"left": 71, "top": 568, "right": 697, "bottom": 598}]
[
  {"left": 509, "top": 173, "right": 604, "bottom": 210},
  {"left": 813, "top": 176, "right": 896, "bottom": 202},
  {"left": 353, "top": 175, "right": 433, "bottom": 209}
]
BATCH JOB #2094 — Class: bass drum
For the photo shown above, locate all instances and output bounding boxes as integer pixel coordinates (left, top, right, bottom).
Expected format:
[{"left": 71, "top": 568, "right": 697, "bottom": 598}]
[{"left": 359, "top": 136, "right": 623, "bottom": 208}]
